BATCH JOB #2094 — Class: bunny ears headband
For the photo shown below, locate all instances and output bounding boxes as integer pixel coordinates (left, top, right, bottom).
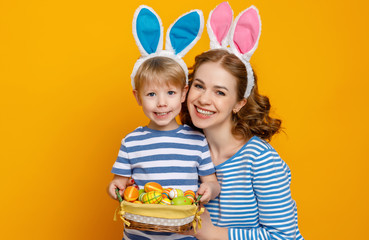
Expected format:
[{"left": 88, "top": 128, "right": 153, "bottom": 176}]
[
  {"left": 130, "top": 5, "right": 204, "bottom": 89},
  {"left": 207, "top": 2, "right": 262, "bottom": 98}
]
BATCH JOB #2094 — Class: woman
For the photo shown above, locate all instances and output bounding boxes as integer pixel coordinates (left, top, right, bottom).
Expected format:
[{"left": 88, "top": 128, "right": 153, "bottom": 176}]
[{"left": 180, "top": 49, "right": 304, "bottom": 239}]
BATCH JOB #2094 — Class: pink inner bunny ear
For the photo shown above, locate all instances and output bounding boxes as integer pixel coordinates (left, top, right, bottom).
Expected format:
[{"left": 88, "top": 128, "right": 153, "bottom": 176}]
[
  {"left": 233, "top": 7, "right": 260, "bottom": 54},
  {"left": 210, "top": 2, "right": 233, "bottom": 45}
]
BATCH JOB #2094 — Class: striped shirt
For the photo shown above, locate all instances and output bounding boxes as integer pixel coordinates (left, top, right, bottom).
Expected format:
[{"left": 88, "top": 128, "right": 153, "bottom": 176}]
[
  {"left": 111, "top": 125, "right": 215, "bottom": 240},
  {"left": 205, "top": 136, "right": 303, "bottom": 240}
]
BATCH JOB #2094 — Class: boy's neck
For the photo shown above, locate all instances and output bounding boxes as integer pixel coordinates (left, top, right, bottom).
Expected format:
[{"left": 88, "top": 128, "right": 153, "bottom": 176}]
[{"left": 147, "top": 120, "right": 180, "bottom": 131}]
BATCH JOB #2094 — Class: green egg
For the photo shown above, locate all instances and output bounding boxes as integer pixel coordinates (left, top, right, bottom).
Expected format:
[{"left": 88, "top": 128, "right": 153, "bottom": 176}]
[{"left": 172, "top": 196, "right": 192, "bottom": 205}]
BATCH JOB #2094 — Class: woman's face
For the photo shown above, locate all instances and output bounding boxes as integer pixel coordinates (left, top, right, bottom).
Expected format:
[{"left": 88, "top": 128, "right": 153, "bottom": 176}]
[{"left": 187, "top": 61, "right": 245, "bottom": 132}]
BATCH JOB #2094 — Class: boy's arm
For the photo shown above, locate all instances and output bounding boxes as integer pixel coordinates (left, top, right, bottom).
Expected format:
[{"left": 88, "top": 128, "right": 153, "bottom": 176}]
[
  {"left": 107, "top": 175, "right": 130, "bottom": 200},
  {"left": 198, "top": 173, "right": 220, "bottom": 203}
]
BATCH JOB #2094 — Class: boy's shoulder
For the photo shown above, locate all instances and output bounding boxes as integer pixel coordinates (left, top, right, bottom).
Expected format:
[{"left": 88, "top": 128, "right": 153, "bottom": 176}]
[
  {"left": 178, "top": 124, "right": 206, "bottom": 139},
  {"left": 122, "top": 126, "right": 148, "bottom": 141}
]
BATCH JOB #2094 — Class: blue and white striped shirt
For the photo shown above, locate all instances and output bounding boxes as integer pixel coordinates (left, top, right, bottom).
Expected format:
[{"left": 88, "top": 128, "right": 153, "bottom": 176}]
[
  {"left": 205, "top": 136, "right": 303, "bottom": 240},
  {"left": 112, "top": 125, "right": 215, "bottom": 240}
]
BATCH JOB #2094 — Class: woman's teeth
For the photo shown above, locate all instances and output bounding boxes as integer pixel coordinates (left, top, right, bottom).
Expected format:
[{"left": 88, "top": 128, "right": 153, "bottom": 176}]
[{"left": 196, "top": 107, "right": 214, "bottom": 115}]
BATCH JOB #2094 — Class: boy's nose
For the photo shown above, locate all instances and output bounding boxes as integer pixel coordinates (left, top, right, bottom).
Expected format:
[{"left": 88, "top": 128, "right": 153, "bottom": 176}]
[{"left": 157, "top": 96, "right": 167, "bottom": 107}]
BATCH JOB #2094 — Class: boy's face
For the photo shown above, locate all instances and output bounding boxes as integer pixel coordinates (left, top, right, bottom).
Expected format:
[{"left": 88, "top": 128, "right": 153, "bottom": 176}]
[{"left": 133, "top": 82, "right": 188, "bottom": 131}]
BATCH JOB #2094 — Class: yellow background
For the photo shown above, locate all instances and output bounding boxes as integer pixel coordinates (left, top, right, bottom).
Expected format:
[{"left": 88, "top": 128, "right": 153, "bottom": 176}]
[{"left": 1, "top": 0, "right": 368, "bottom": 239}]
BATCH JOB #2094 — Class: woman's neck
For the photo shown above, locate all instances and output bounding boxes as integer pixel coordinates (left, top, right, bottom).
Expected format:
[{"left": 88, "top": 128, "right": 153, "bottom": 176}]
[{"left": 204, "top": 125, "right": 247, "bottom": 166}]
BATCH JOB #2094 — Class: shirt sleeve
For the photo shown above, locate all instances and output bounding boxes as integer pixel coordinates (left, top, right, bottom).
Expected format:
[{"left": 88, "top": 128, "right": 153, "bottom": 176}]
[
  {"left": 228, "top": 149, "right": 302, "bottom": 240},
  {"left": 111, "top": 139, "right": 132, "bottom": 177},
  {"left": 198, "top": 137, "right": 216, "bottom": 176}
]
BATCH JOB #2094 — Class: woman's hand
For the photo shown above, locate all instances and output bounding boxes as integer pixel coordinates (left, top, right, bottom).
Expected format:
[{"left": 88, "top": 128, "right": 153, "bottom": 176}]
[{"left": 182, "top": 207, "right": 228, "bottom": 240}]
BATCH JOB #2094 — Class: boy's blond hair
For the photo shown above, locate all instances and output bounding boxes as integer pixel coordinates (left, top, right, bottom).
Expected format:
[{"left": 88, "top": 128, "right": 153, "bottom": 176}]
[{"left": 134, "top": 57, "right": 186, "bottom": 93}]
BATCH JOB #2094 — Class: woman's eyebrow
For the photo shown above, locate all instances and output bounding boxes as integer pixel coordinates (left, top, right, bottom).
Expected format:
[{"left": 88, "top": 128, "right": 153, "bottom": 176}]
[{"left": 193, "top": 78, "right": 229, "bottom": 91}]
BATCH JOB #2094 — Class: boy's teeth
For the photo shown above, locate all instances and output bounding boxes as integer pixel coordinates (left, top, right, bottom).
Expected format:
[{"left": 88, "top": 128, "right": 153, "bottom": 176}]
[
  {"left": 197, "top": 107, "right": 213, "bottom": 115},
  {"left": 156, "top": 112, "right": 168, "bottom": 116}
]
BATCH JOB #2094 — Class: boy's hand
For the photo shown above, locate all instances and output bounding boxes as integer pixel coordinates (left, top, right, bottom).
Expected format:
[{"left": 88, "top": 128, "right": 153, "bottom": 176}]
[
  {"left": 196, "top": 183, "right": 212, "bottom": 204},
  {"left": 107, "top": 175, "right": 130, "bottom": 200}
]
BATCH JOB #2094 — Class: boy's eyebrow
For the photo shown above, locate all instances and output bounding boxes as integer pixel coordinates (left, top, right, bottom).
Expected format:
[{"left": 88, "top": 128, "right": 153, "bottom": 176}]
[{"left": 193, "top": 78, "right": 229, "bottom": 92}]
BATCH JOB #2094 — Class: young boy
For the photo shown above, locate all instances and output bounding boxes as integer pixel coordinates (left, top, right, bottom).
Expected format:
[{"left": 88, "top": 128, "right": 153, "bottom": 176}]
[{"left": 107, "top": 56, "right": 220, "bottom": 240}]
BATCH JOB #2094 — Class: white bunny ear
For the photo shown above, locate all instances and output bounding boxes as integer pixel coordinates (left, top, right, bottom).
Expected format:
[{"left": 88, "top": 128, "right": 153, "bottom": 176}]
[
  {"left": 229, "top": 5, "right": 261, "bottom": 61},
  {"left": 132, "top": 5, "right": 164, "bottom": 57},
  {"left": 165, "top": 9, "right": 204, "bottom": 58},
  {"left": 207, "top": 2, "right": 233, "bottom": 49}
]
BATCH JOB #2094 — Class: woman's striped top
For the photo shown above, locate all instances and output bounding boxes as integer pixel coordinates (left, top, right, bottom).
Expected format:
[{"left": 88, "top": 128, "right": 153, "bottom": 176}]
[{"left": 205, "top": 136, "right": 303, "bottom": 240}]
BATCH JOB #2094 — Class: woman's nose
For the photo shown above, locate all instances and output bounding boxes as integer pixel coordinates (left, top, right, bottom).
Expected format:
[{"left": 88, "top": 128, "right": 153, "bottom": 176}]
[{"left": 198, "top": 91, "right": 211, "bottom": 105}]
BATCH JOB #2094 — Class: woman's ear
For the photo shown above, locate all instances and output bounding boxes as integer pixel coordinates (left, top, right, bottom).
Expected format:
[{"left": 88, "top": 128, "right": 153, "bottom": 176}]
[
  {"left": 233, "top": 98, "right": 247, "bottom": 113},
  {"left": 132, "top": 90, "right": 142, "bottom": 106},
  {"left": 181, "top": 85, "right": 189, "bottom": 103}
]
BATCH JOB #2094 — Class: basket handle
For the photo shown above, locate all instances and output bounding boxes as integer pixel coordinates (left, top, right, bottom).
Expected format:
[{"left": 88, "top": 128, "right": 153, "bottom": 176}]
[
  {"left": 195, "top": 194, "right": 202, "bottom": 205},
  {"left": 115, "top": 188, "right": 123, "bottom": 203}
]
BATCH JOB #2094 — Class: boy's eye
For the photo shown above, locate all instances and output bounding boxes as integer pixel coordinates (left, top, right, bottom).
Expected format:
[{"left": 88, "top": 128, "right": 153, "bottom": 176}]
[
  {"left": 147, "top": 92, "right": 156, "bottom": 97},
  {"left": 168, "top": 91, "right": 175, "bottom": 95}
]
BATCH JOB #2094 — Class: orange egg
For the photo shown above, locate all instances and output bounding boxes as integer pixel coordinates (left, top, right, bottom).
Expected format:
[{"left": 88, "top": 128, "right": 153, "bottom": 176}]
[
  {"left": 144, "top": 182, "right": 163, "bottom": 193},
  {"left": 123, "top": 186, "right": 139, "bottom": 202}
]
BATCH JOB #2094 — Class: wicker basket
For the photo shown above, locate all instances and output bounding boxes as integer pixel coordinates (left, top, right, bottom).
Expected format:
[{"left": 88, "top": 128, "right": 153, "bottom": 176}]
[{"left": 115, "top": 190, "right": 203, "bottom": 233}]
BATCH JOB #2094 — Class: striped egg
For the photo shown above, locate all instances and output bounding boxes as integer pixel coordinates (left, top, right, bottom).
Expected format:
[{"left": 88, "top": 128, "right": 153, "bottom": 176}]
[
  {"left": 142, "top": 191, "right": 162, "bottom": 204},
  {"left": 138, "top": 192, "right": 146, "bottom": 202},
  {"left": 184, "top": 190, "right": 196, "bottom": 203},
  {"left": 133, "top": 200, "right": 143, "bottom": 204},
  {"left": 159, "top": 198, "right": 172, "bottom": 205},
  {"left": 144, "top": 182, "right": 163, "bottom": 193},
  {"left": 162, "top": 188, "right": 173, "bottom": 199},
  {"left": 169, "top": 189, "right": 184, "bottom": 199},
  {"left": 123, "top": 186, "right": 139, "bottom": 202}
]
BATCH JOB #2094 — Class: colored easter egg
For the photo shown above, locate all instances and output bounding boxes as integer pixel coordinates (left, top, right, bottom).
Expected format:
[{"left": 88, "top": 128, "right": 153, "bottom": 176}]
[
  {"left": 144, "top": 182, "right": 163, "bottom": 193},
  {"left": 159, "top": 198, "right": 172, "bottom": 205},
  {"left": 123, "top": 186, "right": 139, "bottom": 202},
  {"left": 162, "top": 188, "right": 173, "bottom": 199},
  {"left": 184, "top": 190, "right": 195, "bottom": 198},
  {"left": 142, "top": 191, "right": 163, "bottom": 204},
  {"left": 138, "top": 192, "right": 146, "bottom": 202},
  {"left": 184, "top": 190, "right": 196, "bottom": 203},
  {"left": 185, "top": 194, "right": 195, "bottom": 203},
  {"left": 169, "top": 189, "right": 184, "bottom": 199},
  {"left": 172, "top": 196, "right": 192, "bottom": 205},
  {"left": 133, "top": 200, "right": 143, "bottom": 204}
]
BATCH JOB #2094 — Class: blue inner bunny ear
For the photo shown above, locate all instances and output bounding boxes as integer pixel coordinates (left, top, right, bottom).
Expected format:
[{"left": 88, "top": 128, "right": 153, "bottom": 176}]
[
  {"left": 136, "top": 8, "right": 161, "bottom": 54},
  {"left": 169, "top": 11, "right": 200, "bottom": 55}
]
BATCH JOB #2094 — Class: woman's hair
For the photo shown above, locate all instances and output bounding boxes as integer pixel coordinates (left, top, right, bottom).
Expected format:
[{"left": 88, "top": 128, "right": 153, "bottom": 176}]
[
  {"left": 180, "top": 49, "right": 282, "bottom": 141},
  {"left": 134, "top": 56, "right": 186, "bottom": 93}
]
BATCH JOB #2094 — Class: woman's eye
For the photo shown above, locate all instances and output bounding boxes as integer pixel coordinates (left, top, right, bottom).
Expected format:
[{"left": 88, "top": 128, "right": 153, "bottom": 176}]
[
  {"left": 194, "top": 84, "right": 203, "bottom": 89},
  {"left": 147, "top": 92, "right": 156, "bottom": 97},
  {"left": 168, "top": 91, "right": 175, "bottom": 95},
  {"left": 216, "top": 91, "right": 225, "bottom": 96}
]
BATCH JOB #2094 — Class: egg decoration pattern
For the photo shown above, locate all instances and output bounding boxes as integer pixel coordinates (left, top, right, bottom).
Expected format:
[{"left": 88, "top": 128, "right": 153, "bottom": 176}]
[{"left": 142, "top": 191, "right": 163, "bottom": 204}]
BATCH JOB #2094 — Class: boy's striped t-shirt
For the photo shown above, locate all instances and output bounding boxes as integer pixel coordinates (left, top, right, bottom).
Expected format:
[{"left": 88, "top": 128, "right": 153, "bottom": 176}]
[
  {"left": 205, "top": 136, "right": 304, "bottom": 240},
  {"left": 112, "top": 124, "right": 215, "bottom": 192}
]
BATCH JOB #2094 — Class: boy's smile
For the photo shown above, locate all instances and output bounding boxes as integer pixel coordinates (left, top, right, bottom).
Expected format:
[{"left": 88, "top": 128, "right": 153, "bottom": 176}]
[{"left": 133, "top": 83, "right": 188, "bottom": 131}]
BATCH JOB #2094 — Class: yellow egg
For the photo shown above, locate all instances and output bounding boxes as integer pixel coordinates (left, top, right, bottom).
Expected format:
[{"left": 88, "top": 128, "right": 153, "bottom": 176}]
[{"left": 142, "top": 191, "right": 162, "bottom": 204}]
